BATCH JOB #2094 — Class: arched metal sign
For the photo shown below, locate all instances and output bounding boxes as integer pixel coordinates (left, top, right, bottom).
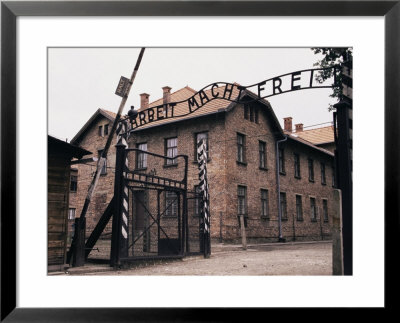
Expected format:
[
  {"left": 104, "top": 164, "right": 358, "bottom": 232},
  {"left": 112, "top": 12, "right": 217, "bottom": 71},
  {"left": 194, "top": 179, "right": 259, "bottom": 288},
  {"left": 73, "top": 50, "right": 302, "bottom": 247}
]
[{"left": 123, "top": 66, "right": 339, "bottom": 130}]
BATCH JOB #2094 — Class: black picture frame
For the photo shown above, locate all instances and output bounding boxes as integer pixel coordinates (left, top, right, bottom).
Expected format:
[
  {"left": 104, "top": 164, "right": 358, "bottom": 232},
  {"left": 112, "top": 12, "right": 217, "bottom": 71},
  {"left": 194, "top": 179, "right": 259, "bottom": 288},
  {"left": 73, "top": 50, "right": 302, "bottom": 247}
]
[{"left": 1, "top": 1, "right": 398, "bottom": 321}]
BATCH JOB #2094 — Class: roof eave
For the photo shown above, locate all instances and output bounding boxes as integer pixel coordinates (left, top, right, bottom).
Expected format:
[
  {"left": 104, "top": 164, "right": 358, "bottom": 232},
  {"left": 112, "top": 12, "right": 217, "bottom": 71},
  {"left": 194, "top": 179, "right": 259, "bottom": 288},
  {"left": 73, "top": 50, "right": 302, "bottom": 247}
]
[{"left": 287, "top": 135, "right": 334, "bottom": 157}]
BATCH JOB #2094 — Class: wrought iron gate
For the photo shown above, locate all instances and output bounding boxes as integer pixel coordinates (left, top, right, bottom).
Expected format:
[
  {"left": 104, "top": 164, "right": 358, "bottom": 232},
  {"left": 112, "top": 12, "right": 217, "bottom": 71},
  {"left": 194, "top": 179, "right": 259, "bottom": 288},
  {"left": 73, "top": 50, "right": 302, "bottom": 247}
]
[{"left": 110, "top": 145, "right": 202, "bottom": 266}]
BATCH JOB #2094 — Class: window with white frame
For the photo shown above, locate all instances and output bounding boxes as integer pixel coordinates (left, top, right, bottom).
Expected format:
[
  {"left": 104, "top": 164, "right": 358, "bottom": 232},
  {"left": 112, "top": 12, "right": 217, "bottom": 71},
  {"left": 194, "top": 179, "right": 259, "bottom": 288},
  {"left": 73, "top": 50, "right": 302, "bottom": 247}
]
[
  {"left": 165, "top": 191, "right": 178, "bottom": 217},
  {"left": 68, "top": 208, "right": 76, "bottom": 220},
  {"left": 165, "top": 137, "right": 178, "bottom": 165},
  {"left": 136, "top": 143, "right": 147, "bottom": 169},
  {"left": 259, "top": 141, "right": 266, "bottom": 169}
]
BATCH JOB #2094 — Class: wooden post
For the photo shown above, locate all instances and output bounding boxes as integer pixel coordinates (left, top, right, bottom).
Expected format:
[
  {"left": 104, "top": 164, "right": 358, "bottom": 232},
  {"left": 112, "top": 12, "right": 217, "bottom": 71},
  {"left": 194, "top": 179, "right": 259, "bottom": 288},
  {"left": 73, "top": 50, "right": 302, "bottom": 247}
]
[
  {"left": 239, "top": 215, "right": 247, "bottom": 250},
  {"left": 72, "top": 217, "right": 85, "bottom": 267},
  {"left": 332, "top": 189, "right": 344, "bottom": 275}
]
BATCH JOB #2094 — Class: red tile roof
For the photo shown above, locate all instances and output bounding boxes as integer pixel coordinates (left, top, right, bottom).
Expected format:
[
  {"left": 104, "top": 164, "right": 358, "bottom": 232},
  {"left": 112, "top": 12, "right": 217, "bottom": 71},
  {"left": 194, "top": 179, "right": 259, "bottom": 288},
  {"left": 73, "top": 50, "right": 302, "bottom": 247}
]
[
  {"left": 101, "top": 109, "right": 117, "bottom": 119},
  {"left": 294, "top": 125, "right": 334, "bottom": 145}
]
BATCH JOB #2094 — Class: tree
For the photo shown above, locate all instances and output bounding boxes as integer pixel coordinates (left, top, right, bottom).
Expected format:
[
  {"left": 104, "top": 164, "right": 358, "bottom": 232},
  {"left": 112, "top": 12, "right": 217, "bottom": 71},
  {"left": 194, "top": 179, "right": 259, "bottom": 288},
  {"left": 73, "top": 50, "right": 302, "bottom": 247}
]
[{"left": 311, "top": 48, "right": 353, "bottom": 111}]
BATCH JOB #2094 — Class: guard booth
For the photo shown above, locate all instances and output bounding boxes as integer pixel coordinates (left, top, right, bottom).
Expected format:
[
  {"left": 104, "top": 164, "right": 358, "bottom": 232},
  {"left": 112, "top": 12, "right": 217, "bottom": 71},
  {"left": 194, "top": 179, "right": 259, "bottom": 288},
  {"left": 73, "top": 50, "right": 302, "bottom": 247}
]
[{"left": 110, "top": 145, "right": 202, "bottom": 266}]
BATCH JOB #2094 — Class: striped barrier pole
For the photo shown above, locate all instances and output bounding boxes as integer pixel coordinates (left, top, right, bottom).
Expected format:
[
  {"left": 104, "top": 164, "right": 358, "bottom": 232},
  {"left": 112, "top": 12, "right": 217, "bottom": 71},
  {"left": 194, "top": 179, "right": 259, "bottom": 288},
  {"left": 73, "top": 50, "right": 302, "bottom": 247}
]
[
  {"left": 110, "top": 121, "right": 130, "bottom": 266},
  {"left": 197, "top": 138, "right": 211, "bottom": 258}
]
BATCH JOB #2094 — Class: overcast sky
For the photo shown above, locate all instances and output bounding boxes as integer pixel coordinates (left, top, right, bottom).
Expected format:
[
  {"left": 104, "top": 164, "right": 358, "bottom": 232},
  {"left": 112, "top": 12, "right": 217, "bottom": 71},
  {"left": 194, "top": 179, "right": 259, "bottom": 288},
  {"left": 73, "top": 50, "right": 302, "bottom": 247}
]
[{"left": 48, "top": 47, "right": 338, "bottom": 141}]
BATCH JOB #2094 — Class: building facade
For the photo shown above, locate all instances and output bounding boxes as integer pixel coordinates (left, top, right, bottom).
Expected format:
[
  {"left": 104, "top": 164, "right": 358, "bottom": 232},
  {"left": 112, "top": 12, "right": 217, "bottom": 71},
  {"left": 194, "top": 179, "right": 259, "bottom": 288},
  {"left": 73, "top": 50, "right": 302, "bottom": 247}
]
[
  {"left": 128, "top": 86, "right": 335, "bottom": 243},
  {"left": 69, "top": 85, "right": 336, "bottom": 244},
  {"left": 68, "top": 109, "right": 118, "bottom": 239}
]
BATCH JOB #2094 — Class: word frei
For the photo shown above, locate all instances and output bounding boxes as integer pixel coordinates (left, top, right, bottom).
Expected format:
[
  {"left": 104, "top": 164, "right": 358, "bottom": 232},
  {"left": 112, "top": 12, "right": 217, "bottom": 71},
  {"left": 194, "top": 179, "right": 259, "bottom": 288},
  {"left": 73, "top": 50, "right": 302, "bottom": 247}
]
[{"left": 127, "top": 67, "right": 337, "bottom": 130}]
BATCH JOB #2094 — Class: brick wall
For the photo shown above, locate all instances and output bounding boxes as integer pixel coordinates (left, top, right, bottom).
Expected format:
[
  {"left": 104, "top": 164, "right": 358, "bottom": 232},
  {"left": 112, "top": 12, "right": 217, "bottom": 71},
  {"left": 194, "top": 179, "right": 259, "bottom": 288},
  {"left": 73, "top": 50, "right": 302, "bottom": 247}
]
[{"left": 277, "top": 139, "right": 334, "bottom": 241}]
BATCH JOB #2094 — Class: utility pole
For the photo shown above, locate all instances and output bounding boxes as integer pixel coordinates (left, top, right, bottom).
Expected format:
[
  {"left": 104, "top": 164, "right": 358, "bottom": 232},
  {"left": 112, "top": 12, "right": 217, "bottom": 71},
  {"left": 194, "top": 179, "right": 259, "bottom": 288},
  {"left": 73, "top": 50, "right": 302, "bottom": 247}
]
[{"left": 67, "top": 48, "right": 146, "bottom": 265}]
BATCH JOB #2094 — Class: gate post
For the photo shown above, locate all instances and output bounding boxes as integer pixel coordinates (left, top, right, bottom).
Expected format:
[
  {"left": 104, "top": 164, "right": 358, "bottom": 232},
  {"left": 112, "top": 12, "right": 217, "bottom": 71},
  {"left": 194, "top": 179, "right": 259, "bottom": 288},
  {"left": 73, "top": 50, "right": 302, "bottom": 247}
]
[
  {"left": 333, "top": 59, "right": 353, "bottom": 275},
  {"left": 110, "top": 140, "right": 129, "bottom": 267},
  {"left": 197, "top": 139, "right": 211, "bottom": 258}
]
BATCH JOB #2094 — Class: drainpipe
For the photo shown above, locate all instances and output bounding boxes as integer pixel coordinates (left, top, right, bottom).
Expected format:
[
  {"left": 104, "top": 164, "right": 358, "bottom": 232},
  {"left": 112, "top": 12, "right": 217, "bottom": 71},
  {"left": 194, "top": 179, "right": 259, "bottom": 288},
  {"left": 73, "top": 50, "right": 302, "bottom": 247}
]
[{"left": 276, "top": 135, "right": 287, "bottom": 242}]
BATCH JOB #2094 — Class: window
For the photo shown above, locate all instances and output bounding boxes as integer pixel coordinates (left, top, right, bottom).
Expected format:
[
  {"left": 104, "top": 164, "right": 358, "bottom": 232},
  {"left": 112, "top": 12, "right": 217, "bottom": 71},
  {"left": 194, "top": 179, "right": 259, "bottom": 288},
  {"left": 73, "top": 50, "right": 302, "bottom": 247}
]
[
  {"left": 237, "top": 186, "right": 247, "bottom": 215},
  {"left": 98, "top": 125, "right": 103, "bottom": 137},
  {"left": 237, "top": 133, "right": 246, "bottom": 164},
  {"left": 261, "top": 189, "right": 269, "bottom": 218},
  {"left": 70, "top": 171, "right": 78, "bottom": 192},
  {"left": 244, "top": 105, "right": 249, "bottom": 119},
  {"left": 254, "top": 108, "right": 259, "bottom": 123},
  {"left": 296, "top": 195, "right": 303, "bottom": 221},
  {"left": 294, "top": 153, "right": 301, "bottom": 178},
  {"left": 165, "top": 137, "right": 178, "bottom": 165},
  {"left": 308, "top": 158, "right": 314, "bottom": 182},
  {"left": 321, "top": 162, "right": 326, "bottom": 185},
  {"left": 195, "top": 132, "right": 209, "bottom": 161},
  {"left": 259, "top": 141, "right": 266, "bottom": 169},
  {"left": 279, "top": 148, "right": 285, "bottom": 174},
  {"left": 280, "top": 192, "right": 287, "bottom": 220},
  {"left": 244, "top": 105, "right": 258, "bottom": 123},
  {"left": 165, "top": 191, "right": 178, "bottom": 217},
  {"left": 98, "top": 150, "right": 107, "bottom": 175},
  {"left": 136, "top": 143, "right": 147, "bottom": 169},
  {"left": 310, "top": 197, "right": 317, "bottom": 221},
  {"left": 249, "top": 106, "right": 254, "bottom": 122},
  {"left": 237, "top": 186, "right": 247, "bottom": 227},
  {"left": 104, "top": 124, "right": 109, "bottom": 136},
  {"left": 68, "top": 208, "right": 76, "bottom": 220},
  {"left": 323, "top": 199, "right": 329, "bottom": 222}
]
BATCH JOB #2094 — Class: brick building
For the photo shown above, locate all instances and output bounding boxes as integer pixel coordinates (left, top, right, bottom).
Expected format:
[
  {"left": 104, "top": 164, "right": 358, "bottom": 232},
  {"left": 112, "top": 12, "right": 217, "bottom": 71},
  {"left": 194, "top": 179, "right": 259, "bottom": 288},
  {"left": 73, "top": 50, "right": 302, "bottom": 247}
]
[
  {"left": 128, "top": 85, "right": 335, "bottom": 242},
  {"left": 69, "top": 85, "right": 336, "bottom": 244},
  {"left": 68, "top": 109, "right": 118, "bottom": 240}
]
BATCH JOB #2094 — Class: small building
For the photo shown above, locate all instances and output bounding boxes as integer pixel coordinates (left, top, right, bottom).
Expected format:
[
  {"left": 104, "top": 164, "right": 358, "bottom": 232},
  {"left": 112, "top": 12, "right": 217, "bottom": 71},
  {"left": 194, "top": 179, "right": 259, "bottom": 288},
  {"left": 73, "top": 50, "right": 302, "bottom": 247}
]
[{"left": 48, "top": 135, "right": 91, "bottom": 272}]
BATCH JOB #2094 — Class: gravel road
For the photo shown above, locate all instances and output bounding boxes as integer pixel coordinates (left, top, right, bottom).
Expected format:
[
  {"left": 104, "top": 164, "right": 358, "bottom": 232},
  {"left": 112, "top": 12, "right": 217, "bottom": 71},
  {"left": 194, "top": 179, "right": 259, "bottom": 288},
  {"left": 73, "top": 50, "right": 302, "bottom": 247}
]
[{"left": 64, "top": 241, "right": 332, "bottom": 276}]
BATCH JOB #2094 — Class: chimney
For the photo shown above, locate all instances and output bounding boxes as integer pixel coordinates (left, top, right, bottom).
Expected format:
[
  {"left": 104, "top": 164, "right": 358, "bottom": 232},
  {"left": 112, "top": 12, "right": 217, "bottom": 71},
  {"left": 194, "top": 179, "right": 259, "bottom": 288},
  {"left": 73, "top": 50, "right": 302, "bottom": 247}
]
[
  {"left": 140, "top": 93, "right": 150, "bottom": 109},
  {"left": 284, "top": 117, "right": 293, "bottom": 132},
  {"left": 162, "top": 86, "right": 172, "bottom": 104},
  {"left": 295, "top": 123, "right": 304, "bottom": 132}
]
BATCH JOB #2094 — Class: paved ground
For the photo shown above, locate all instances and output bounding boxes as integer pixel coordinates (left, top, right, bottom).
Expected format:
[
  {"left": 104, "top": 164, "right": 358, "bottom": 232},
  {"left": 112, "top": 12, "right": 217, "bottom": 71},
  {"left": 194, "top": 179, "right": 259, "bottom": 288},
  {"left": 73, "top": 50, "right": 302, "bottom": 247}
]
[{"left": 56, "top": 241, "right": 332, "bottom": 276}]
